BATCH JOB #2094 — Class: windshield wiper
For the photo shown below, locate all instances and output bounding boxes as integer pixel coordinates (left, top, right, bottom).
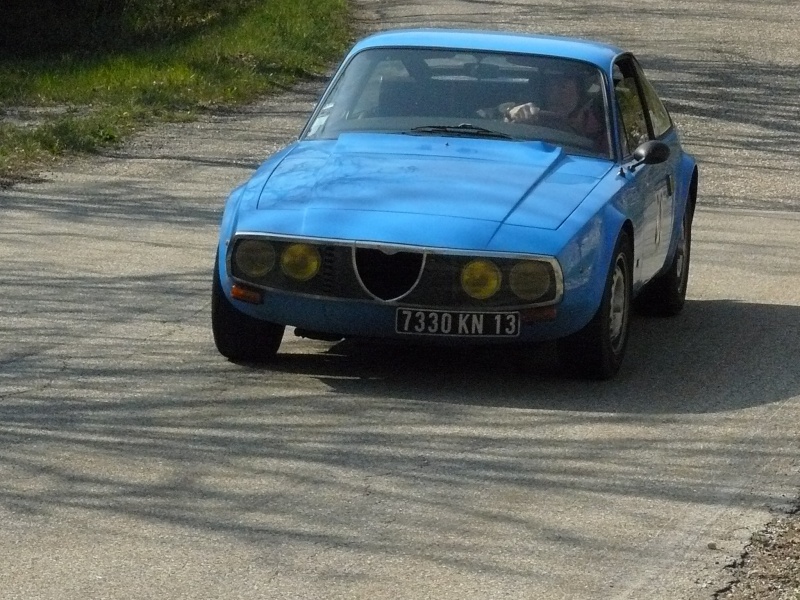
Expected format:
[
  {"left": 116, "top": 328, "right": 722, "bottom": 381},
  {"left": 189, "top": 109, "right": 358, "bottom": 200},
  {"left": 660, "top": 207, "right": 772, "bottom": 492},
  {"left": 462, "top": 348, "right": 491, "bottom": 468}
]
[{"left": 405, "top": 123, "right": 513, "bottom": 140}]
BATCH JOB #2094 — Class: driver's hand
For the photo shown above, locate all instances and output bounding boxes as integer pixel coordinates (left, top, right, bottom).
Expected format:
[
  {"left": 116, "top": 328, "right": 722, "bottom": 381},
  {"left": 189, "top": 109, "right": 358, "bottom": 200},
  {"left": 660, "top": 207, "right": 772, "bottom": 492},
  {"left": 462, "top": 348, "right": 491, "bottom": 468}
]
[{"left": 506, "top": 102, "right": 541, "bottom": 123}]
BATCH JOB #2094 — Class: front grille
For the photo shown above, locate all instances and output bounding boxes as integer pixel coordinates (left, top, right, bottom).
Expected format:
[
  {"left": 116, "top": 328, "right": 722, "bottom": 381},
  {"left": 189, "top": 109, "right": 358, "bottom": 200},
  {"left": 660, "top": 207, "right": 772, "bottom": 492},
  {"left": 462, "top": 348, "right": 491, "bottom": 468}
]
[
  {"left": 354, "top": 248, "right": 424, "bottom": 301},
  {"left": 319, "top": 245, "right": 339, "bottom": 296},
  {"left": 230, "top": 235, "right": 559, "bottom": 308}
]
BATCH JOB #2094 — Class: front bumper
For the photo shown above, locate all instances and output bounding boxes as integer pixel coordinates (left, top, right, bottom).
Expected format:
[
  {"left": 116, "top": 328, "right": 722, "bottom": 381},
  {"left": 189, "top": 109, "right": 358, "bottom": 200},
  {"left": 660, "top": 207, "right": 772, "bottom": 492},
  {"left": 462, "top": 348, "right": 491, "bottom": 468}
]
[{"left": 226, "top": 281, "right": 592, "bottom": 344}]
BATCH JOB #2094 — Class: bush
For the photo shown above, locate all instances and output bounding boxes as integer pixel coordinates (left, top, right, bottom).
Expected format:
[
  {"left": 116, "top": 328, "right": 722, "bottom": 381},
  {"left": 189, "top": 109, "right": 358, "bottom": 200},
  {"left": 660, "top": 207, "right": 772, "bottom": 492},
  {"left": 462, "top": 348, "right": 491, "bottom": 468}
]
[{"left": 1, "top": 0, "right": 262, "bottom": 56}]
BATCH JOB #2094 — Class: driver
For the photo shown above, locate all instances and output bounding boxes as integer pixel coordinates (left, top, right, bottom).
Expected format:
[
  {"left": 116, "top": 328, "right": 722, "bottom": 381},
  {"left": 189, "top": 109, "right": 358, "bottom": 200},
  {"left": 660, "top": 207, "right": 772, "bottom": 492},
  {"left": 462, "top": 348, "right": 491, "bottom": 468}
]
[{"left": 497, "top": 72, "right": 607, "bottom": 152}]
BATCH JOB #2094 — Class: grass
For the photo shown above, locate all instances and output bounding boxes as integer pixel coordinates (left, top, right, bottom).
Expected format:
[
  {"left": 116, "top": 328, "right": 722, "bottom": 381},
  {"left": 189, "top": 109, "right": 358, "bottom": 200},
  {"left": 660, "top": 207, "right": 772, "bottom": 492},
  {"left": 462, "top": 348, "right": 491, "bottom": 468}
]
[{"left": 0, "top": 0, "right": 351, "bottom": 182}]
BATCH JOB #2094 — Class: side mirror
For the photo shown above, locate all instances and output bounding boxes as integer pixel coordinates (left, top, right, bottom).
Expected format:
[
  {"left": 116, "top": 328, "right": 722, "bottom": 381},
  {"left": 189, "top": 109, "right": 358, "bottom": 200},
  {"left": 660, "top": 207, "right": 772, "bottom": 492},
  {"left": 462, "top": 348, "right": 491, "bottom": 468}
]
[{"left": 630, "top": 140, "right": 670, "bottom": 170}]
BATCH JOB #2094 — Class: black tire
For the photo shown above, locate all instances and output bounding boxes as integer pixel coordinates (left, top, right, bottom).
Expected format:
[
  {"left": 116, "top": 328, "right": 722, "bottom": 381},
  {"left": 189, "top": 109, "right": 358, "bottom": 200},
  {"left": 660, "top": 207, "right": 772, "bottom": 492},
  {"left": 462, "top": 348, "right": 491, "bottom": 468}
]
[
  {"left": 634, "top": 206, "right": 692, "bottom": 317},
  {"left": 212, "top": 256, "right": 285, "bottom": 362},
  {"left": 557, "top": 231, "right": 633, "bottom": 380}
]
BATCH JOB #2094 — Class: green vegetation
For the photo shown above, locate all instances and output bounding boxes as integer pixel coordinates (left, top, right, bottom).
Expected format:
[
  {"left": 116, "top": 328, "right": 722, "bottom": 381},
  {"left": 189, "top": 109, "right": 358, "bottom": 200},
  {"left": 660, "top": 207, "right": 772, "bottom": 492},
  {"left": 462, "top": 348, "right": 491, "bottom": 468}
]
[{"left": 0, "top": 0, "right": 351, "bottom": 181}]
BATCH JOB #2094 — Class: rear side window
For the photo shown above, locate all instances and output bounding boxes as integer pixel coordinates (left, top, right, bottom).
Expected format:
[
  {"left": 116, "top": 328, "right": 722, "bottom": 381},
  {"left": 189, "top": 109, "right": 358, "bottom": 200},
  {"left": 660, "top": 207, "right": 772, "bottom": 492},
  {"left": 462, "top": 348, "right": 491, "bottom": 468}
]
[
  {"left": 635, "top": 62, "right": 673, "bottom": 138},
  {"left": 615, "top": 75, "right": 650, "bottom": 155}
]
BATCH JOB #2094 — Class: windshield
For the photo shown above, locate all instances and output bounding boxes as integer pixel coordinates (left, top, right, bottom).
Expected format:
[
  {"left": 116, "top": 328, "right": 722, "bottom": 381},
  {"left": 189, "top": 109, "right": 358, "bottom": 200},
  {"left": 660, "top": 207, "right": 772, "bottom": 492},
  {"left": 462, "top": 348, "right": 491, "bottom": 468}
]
[{"left": 303, "top": 47, "right": 611, "bottom": 159}]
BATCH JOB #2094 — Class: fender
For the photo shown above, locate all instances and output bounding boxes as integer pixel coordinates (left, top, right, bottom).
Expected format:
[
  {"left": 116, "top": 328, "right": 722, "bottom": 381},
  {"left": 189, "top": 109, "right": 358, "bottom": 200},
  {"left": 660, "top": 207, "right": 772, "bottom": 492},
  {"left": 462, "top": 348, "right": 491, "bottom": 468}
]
[
  {"left": 660, "top": 153, "right": 698, "bottom": 271},
  {"left": 556, "top": 201, "right": 629, "bottom": 334},
  {"left": 218, "top": 145, "right": 297, "bottom": 253}
]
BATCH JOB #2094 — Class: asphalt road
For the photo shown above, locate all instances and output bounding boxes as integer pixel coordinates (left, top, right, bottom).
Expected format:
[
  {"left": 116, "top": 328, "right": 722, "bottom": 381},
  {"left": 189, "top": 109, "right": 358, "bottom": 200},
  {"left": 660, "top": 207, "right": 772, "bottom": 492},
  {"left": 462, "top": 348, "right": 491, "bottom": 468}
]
[{"left": 2, "top": 1, "right": 799, "bottom": 598}]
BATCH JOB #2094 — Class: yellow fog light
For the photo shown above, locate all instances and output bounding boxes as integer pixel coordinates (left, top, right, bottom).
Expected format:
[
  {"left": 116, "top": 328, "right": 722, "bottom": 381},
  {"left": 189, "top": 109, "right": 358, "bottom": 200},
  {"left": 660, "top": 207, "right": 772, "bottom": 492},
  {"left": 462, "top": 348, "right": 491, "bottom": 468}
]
[
  {"left": 234, "top": 239, "right": 276, "bottom": 278},
  {"left": 510, "top": 261, "right": 551, "bottom": 301},
  {"left": 281, "top": 243, "right": 321, "bottom": 281},
  {"left": 461, "top": 259, "right": 501, "bottom": 300}
]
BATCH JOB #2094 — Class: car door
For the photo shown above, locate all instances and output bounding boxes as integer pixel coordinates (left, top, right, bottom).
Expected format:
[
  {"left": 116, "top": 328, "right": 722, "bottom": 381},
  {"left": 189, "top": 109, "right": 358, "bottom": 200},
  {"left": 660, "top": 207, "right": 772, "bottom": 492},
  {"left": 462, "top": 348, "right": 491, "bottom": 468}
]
[
  {"left": 612, "top": 56, "right": 678, "bottom": 284},
  {"left": 633, "top": 57, "right": 681, "bottom": 273}
]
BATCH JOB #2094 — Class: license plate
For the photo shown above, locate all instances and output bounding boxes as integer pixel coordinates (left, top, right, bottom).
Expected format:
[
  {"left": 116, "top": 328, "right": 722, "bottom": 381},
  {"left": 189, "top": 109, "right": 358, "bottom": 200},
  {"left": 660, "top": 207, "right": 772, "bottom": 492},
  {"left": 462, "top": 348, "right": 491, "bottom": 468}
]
[{"left": 395, "top": 308, "right": 520, "bottom": 337}]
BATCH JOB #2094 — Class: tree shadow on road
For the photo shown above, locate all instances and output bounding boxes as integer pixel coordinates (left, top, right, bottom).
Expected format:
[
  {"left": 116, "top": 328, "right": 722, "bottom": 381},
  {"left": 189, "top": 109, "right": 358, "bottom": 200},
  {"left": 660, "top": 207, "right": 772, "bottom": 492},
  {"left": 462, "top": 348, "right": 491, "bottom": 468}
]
[
  {"left": 1, "top": 298, "right": 797, "bottom": 584},
  {"left": 260, "top": 299, "right": 800, "bottom": 414}
]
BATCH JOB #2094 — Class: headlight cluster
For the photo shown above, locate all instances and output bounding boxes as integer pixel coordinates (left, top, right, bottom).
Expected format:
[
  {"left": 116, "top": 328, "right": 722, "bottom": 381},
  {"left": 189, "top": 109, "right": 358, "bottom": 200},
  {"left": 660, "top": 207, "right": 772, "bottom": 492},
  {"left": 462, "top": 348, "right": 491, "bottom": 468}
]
[
  {"left": 230, "top": 236, "right": 560, "bottom": 307},
  {"left": 280, "top": 243, "right": 321, "bottom": 281},
  {"left": 461, "top": 260, "right": 502, "bottom": 300},
  {"left": 232, "top": 239, "right": 321, "bottom": 282},
  {"left": 460, "top": 258, "right": 555, "bottom": 303},
  {"left": 508, "top": 261, "right": 552, "bottom": 300},
  {"left": 234, "top": 239, "right": 276, "bottom": 278}
]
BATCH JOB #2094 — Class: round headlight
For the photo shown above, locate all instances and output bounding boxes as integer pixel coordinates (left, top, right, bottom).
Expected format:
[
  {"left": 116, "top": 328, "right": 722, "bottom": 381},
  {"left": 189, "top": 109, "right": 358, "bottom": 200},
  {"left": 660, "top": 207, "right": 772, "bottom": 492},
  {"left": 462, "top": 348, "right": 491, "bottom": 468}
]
[
  {"left": 461, "top": 259, "right": 501, "bottom": 300},
  {"left": 281, "top": 243, "right": 321, "bottom": 281},
  {"left": 510, "top": 261, "right": 552, "bottom": 301},
  {"left": 234, "top": 239, "right": 276, "bottom": 278}
]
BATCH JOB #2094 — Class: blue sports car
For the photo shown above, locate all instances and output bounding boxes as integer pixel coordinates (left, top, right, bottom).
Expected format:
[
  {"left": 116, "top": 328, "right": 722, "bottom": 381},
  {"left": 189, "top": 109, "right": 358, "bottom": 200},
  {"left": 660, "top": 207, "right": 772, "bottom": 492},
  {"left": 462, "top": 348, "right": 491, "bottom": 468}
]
[{"left": 212, "top": 28, "right": 698, "bottom": 379}]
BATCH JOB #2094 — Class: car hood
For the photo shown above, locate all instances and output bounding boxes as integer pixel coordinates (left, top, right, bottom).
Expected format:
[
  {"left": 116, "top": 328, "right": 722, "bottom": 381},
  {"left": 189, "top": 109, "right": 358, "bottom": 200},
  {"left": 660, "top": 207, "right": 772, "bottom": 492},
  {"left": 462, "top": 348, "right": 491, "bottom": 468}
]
[{"left": 246, "top": 133, "right": 611, "bottom": 246}]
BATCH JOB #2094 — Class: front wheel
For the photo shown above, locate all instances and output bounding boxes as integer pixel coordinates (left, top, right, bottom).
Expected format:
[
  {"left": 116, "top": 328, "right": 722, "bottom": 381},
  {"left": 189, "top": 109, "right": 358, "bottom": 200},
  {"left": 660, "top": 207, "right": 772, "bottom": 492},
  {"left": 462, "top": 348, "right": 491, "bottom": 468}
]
[
  {"left": 212, "top": 256, "right": 285, "bottom": 362},
  {"left": 558, "top": 231, "right": 633, "bottom": 380}
]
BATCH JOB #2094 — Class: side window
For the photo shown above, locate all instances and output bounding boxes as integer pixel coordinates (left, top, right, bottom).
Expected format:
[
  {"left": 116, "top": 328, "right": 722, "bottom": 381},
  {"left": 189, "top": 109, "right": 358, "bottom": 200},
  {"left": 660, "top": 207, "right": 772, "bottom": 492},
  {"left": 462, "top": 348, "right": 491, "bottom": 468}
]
[
  {"left": 613, "top": 58, "right": 651, "bottom": 157},
  {"left": 616, "top": 77, "right": 650, "bottom": 154},
  {"left": 634, "top": 61, "right": 672, "bottom": 138}
]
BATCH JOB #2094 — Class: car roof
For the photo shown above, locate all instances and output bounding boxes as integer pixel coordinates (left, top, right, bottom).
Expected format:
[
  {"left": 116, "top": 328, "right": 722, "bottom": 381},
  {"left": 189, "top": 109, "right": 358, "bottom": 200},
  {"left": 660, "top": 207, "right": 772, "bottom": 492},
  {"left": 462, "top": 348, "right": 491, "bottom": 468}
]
[{"left": 349, "top": 28, "right": 624, "bottom": 71}]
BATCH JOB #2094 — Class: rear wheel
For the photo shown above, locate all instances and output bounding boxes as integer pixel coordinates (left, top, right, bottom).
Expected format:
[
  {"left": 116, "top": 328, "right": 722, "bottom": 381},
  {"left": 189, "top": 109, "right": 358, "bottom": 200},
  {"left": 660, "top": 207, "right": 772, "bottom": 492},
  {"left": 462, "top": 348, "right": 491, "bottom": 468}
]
[
  {"left": 558, "top": 231, "right": 633, "bottom": 380},
  {"left": 212, "top": 256, "right": 284, "bottom": 362},
  {"left": 635, "top": 206, "right": 692, "bottom": 316}
]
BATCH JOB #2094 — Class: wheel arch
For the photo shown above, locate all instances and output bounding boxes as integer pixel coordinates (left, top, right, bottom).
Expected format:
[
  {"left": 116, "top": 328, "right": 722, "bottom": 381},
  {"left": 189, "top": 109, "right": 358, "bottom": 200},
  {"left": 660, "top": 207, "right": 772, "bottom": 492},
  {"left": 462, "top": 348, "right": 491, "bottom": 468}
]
[
  {"left": 621, "top": 218, "right": 635, "bottom": 251},
  {"left": 556, "top": 206, "right": 633, "bottom": 336},
  {"left": 661, "top": 159, "right": 698, "bottom": 271},
  {"left": 677, "top": 156, "right": 698, "bottom": 219},
  {"left": 688, "top": 166, "right": 698, "bottom": 217}
]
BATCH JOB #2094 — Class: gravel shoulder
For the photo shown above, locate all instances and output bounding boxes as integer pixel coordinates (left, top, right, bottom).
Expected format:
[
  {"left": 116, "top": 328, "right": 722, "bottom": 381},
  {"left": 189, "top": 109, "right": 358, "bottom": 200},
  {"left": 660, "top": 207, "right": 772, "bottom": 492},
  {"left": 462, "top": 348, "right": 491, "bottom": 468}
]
[{"left": 716, "top": 504, "right": 800, "bottom": 600}]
